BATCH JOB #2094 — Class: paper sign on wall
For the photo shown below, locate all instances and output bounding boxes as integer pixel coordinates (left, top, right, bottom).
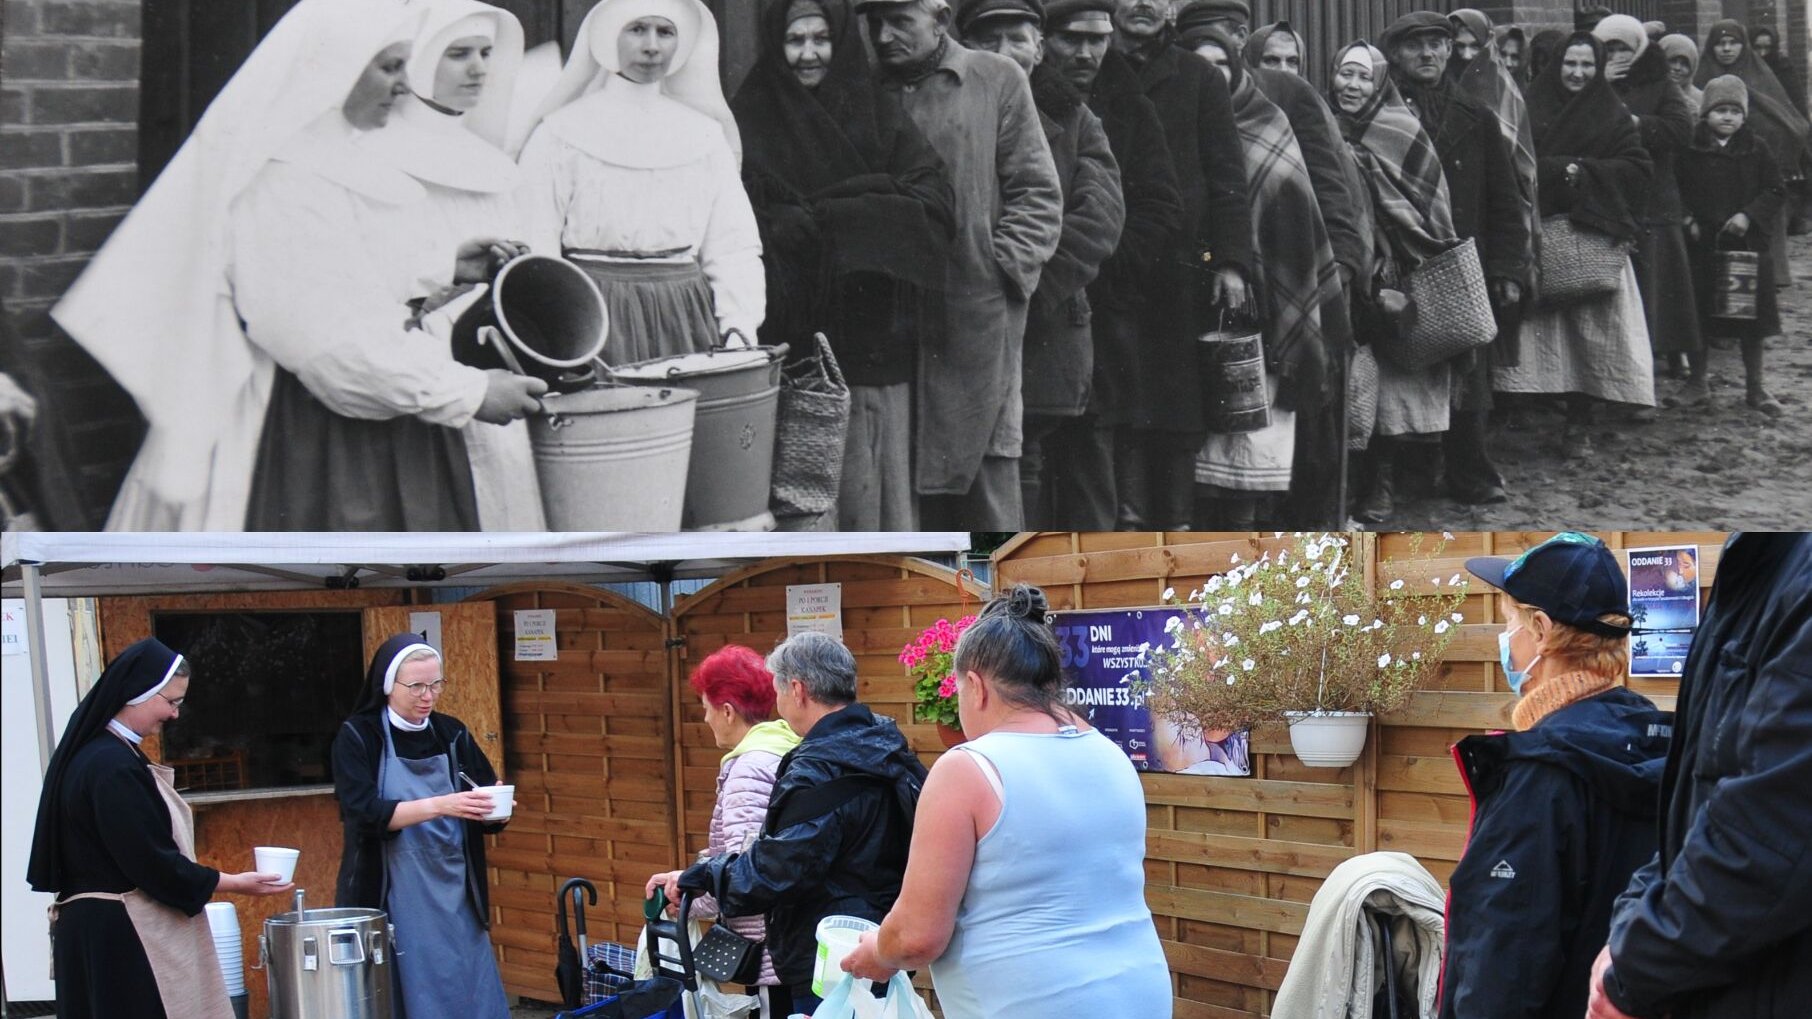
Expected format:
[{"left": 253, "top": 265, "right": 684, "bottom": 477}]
[
  {"left": 1627, "top": 545, "right": 1701, "bottom": 678},
  {"left": 786, "top": 583, "right": 843, "bottom": 640},
  {"left": 408, "top": 611, "right": 443, "bottom": 655},
  {"left": 2, "top": 604, "right": 24, "bottom": 656},
  {"left": 514, "top": 609, "right": 558, "bottom": 661}
]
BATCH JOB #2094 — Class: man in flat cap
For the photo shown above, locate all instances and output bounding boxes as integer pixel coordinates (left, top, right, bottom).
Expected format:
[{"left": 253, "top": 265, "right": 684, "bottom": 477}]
[
  {"left": 1021, "top": 0, "right": 1183, "bottom": 527},
  {"left": 859, "top": 0, "right": 1063, "bottom": 528},
  {"left": 1174, "top": 0, "right": 1248, "bottom": 47},
  {"left": 959, "top": 0, "right": 1126, "bottom": 527},
  {"left": 1099, "top": 0, "right": 1254, "bottom": 528},
  {"left": 1381, "top": 11, "right": 1531, "bottom": 509}
]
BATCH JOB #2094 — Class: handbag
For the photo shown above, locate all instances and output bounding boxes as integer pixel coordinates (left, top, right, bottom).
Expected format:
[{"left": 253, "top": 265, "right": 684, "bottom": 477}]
[
  {"left": 770, "top": 332, "right": 852, "bottom": 519},
  {"left": 1380, "top": 237, "right": 1497, "bottom": 371},
  {"left": 1538, "top": 214, "right": 1629, "bottom": 307},
  {"left": 689, "top": 921, "right": 764, "bottom": 986}
]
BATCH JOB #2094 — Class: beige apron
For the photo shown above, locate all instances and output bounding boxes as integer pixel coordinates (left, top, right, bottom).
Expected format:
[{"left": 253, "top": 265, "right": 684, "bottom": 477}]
[{"left": 50, "top": 754, "right": 237, "bottom": 1019}]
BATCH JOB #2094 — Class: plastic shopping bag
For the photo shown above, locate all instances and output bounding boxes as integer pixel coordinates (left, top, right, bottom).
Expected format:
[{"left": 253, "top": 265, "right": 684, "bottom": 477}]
[{"left": 809, "top": 972, "right": 932, "bottom": 1019}]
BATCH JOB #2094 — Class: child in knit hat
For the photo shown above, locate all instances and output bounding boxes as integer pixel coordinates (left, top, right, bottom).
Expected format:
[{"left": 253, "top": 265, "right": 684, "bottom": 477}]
[{"left": 1674, "top": 74, "right": 1788, "bottom": 416}]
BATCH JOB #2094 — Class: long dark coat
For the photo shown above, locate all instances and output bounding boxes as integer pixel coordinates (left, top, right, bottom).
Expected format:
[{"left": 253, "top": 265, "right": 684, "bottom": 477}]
[
  {"left": 1103, "top": 41, "right": 1255, "bottom": 434},
  {"left": 1025, "top": 65, "right": 1126, "bottom": 418},
  {"left": 1615, "top": 44, "right": 1702, "bottom": 354},
  {"left": 1676, "top": 123, "right": 1787, "bottom": 336}
]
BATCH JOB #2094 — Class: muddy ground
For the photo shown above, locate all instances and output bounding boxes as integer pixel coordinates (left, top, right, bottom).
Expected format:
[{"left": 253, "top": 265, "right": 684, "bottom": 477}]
[{"left": 1393, "top": 231, "right": 1812, "bottom": 530}]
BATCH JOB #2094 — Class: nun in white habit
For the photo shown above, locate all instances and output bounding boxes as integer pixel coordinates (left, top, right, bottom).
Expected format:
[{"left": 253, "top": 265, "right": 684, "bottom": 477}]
[
  {"left": 516, "top": 0, "right": 763, "bottom": 363},
  {"left": 365, "top": 0, "right": 548, "bottom": 530}
]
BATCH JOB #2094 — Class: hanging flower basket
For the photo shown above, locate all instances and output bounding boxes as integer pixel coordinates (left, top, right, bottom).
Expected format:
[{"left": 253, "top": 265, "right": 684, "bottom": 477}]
[
  {"left": 899, "top": 615, "right": 977, "bottom": 741},
  {"left": 1283, "top": 710, "right": 1372, "bottom": 768}
]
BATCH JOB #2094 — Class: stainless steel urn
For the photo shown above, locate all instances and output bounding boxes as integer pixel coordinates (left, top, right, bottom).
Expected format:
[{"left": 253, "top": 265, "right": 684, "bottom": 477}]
[{"left": 259, "top": 890, "right": 393, "bottom": 1019}]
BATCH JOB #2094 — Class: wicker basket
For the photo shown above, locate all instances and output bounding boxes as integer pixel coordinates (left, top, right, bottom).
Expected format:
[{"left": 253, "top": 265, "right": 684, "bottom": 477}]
[
  {"left": 1538, "top": 214, "right": 1629, "bottom": 307},
  {"left": 1379, "top": 237, "right": 1497, "bottom": 371},
  {"left": 770, "top": 332, "right": 851, "bottom": 519},
  {"left": 1346, "top": 344, "right": 1379, "bottom": 451}
]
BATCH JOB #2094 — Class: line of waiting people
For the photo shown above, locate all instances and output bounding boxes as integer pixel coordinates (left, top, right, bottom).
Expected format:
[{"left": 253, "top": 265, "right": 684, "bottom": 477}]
[{"left": 42, "top": 0, "right": 1812, "bottom": 535}]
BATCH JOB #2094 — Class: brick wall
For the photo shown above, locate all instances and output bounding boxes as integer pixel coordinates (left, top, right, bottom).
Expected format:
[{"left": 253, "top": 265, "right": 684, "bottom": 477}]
[{"left": 2, "top": 0, "right": 148, "bottom": 530}]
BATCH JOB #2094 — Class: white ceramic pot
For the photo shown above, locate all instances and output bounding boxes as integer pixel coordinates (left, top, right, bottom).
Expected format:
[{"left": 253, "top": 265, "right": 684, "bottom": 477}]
[{"left": 1282, "top": 711, "right": 1372, "bottom": 768}]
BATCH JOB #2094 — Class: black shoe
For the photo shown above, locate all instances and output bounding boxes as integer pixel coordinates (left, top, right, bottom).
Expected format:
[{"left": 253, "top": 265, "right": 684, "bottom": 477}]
[{"left": 1450, "top": 483, "right": 1509, "bottom": 505}]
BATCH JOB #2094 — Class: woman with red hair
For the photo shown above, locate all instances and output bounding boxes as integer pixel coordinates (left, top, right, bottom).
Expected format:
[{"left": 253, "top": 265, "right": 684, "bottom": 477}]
[{"left": 657, "top": 645, "right": 800, "bottom": 1006}]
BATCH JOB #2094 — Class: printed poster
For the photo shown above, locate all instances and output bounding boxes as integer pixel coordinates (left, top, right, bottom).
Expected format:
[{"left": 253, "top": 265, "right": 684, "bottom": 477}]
[
  {"left": 1626, "top": 545, "right": 1701, "bottom": 678},
  {"left": 786, "top": 583, "right": 843, "bottom": 640},
  {"left": 513, "top": 609, "right": 557, "bottom": 662},
  {"left": 2, "top": 602, "right": 24, "bottom": 656},
  {"left": 1051, "top": 608, "right": 1251, "bottom": 776}
]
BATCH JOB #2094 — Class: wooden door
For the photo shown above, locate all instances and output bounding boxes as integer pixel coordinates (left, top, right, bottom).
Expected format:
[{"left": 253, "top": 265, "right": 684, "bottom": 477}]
[{"left": 361, "top": 604, "right": 506, "bottom": 766}]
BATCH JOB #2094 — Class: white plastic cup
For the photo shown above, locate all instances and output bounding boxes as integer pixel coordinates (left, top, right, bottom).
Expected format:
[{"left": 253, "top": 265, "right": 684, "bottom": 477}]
[
  {"left": 205, "top": 901, "right": 239, "bottom": 938},
  {"left": 253, "top": 846, "right": 300, "bottom": 883},
  {"left": 482, "top": 785, "right": 515, "bottom": 821},
  {"left": 811, "top": 915, "right": 879, "bottom": 997}
]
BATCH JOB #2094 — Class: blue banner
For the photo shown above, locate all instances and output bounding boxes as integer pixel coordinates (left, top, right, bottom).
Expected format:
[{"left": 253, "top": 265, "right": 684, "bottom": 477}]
[{"left": 1052, "top": 608, "right": 1251, "bottom": 776}]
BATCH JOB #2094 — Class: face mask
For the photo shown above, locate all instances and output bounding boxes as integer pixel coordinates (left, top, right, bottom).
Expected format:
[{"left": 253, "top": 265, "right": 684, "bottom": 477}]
[{"left": 1499, "top": 626, "right": 1542, "bottom": 695}]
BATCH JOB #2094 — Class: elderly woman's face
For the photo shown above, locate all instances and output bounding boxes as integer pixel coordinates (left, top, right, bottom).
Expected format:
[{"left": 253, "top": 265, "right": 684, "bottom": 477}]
[
  {"left": 784, "top": 14, "right": 834, "bottom": 86},
  {"left": 1261, "top": 32, "right": 1301, "bottom": 74},
  {"left": 1713, "top": 34, "right": 1742, "bottom": 66},
  {"left": 1561, "top": 42, "right": 1597, "bottom": 93},
  {"left": 619, "top": 16, "right": 680, "bottom": 83},
  {"left": 388, "top": 656, "right": 444, "bottom": 723},
  {"left": 344, "top": 42, "right": 411, "bottom": 130},
  {"left": 1333, "top": 59, "right": 1375, "bottom": 114},
  {"left": 1194, "top": 41, "right": 1231, "bottom": 81},
  {"left": 433, "top": 35, "right": 493, "bottom": 112}
]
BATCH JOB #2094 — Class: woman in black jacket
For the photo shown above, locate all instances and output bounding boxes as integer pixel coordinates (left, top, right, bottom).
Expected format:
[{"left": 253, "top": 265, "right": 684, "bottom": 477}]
[
  {"left": 332, "top": 633, "right": 510, "bottom": 1018},
  {"left": 1440, "top": 533, "right": 1671, "bottom": 1019}
]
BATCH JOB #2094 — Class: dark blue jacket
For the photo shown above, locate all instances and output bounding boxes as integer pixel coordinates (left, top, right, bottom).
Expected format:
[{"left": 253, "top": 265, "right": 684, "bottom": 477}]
[
  {"left": 1606, "top": 533, "right": 1812, "bottom": 1019},
  {"left": 1439, "top": 686, "right": 1670, "bottom": 1019},
  {"left": 681, "top": 703, "right": 926, "bottom": 990}
]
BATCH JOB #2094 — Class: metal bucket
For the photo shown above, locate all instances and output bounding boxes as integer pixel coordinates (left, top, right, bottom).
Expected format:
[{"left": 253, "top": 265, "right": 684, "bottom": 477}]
[
  {"left": 529, "top": 383, "right": 699, "bottom": 531},
  {"left": 1711, "top": 248, "right": 1760, "bottom": 321},
  {"left": 452, "top": 254, "right": 610, "bottom": 393},
  {"left": 260, "top": 895, "right": 392, "bottom": 1019},
  {"left": 1197, "top": 322, "right": 1270, "bottom": 434},
  {"left": 612, "top": 346, "right": 787, "bottom": 530}
]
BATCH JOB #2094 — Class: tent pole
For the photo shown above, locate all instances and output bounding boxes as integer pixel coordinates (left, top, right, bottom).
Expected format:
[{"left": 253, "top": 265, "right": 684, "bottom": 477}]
[{"left": 24, "top": 562, "right": 55, "bottom": 775}]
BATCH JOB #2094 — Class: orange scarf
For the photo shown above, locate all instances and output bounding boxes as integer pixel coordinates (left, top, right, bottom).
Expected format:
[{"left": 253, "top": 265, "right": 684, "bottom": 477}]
[{"left": 1512, "top": 668, "right": 1617, "bottom": 731}]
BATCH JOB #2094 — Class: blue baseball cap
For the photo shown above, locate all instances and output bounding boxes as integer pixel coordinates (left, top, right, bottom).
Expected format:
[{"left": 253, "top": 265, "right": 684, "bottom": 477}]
[{"left": 1465, "top": 532, "right": 1632, "bottom": 638}]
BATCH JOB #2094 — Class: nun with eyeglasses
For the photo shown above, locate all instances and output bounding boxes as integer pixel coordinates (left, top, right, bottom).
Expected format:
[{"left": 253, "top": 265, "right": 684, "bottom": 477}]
[
  {"left": 332, "top": 634, "right": 511, "bottom": 1018},
  {"left": 27, "top": 638, "right": 295, "bottom": 1019}
]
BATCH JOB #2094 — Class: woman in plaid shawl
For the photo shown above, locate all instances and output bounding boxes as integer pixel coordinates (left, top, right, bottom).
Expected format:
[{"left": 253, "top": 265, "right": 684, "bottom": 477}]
[
  {"left": 1328, "top": 40, "right": 1460, "bottom": 526},
  {"left": 1188, "top": 28, "right": 1343, "bottom": 529},
  {"left": 1449, "top": 7, "right": 1539, "bottom": 322}
]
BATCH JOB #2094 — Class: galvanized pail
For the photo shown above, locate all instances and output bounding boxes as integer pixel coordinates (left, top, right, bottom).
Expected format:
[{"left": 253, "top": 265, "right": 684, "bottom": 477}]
[
  {"left": 1197, "top": 321, "right": 1270, "bottom": 434},
  {"left": 529, "top": 383, "right": 699, "bottom": 530}
]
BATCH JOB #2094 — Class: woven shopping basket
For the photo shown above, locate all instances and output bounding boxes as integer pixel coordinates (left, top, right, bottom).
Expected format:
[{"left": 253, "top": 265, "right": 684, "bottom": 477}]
[
  {"left": 1380, "top": 237, "right": 1497, "bottom": 371},
  {"left": 1538, "top": 214, "right": 1629, "bottom": 307},
  {"left": 770, "top": 332, "right": 852, "bottom": 519},
  {"left": 1346, "top": 344, "right": 1379, "bottom": 451}
]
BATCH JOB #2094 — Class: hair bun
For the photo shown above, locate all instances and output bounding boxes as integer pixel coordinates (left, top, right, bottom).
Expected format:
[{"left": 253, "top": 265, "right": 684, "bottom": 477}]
[{"left": 1003, "top": 584, "right": 1050, "bottom": 622}]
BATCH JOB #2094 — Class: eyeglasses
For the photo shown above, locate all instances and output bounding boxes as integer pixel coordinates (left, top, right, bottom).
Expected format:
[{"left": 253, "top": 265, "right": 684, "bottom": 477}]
[
  {"left": 1503, "top": 531, "right": 1601, "bottom": 582},
  {"left": 155, "top": 691, "right": 186, "bottom": 710},
  {"left": 400, "top": 680, "right": 447, "bottom": 698}
]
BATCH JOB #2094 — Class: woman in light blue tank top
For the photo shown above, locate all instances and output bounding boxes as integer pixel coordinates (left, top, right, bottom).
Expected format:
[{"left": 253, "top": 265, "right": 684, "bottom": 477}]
[{"left": 840, "top": 585, "right": 1173, "bottom": 1018}]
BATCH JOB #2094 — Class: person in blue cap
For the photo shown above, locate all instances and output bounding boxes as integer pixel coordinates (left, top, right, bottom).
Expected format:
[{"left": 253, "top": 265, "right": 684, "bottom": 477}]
[
  {"left": 1439, "top": 532, "right": 1671, "bottom": 1019},
  {"left": 1589, "top": 533, "right": 1812, "bottom": 1019}
]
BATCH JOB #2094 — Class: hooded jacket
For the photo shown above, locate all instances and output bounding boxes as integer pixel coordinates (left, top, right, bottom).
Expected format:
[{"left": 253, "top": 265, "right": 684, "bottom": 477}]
[
  {"left": 680, "top": 703, "right": 927, "bottom": 990},
  {"left": 1605, "top": 533, "right": 1812, "bottom": 1019},
  {"left": 1438, "top": 686, "right": 1670, "bottom": 1019}
]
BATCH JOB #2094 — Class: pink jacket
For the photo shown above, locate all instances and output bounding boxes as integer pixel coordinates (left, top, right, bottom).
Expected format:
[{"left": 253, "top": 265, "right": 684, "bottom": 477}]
[{"left": 692, "top": 747, "right": 785, "bottom": 986}]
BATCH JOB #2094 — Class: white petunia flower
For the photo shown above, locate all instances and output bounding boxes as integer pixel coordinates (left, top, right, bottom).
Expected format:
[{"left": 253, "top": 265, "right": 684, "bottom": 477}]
[
  {"left": 1242, "top": 659, "right": 1256, "bottom": 671},
  {"left": 1452, "top": 612, "right": 1465, "bottom": 623},
  {"left": 1307, "top": 542, "right": 1325, "bottom": 560},
  {"left": 1162, "top": 587, "right": 1175, "bottom": 601},
  {"left": 1219, "top": 603, "right": 1233, "bottom": 616},
  {"left": 1418, "top": 615, "right": 1427, "bottom": 625},
  {"left": 1225, "top": 634, "right": 1240, "bottom": 647},
  {"left": 1343, "top": 614, "right": 1360, "bottom": 625},
  {"left": 1260, "top": 620, "right": 1282, "bottom": 634},
  {"left": 1289, "top": 609, "right": 1309, "bottom": 626},
  {"left": 1450, "top": 574, "right": 1463, "bottom": 586},
  {"left": 1230, "top": 553, "right": 1242, "bottom": 564},
  {"left": 1434, "top": 620, "right": 1450, "bottom": 634},
  {"left": 1390, "top": 579, "right": 1405, "bottom": 590},
  {"left": 1250, "top": 591, "right": 1264, "bottom": 606},
  {"left": 1165, "top": 616, "right": 1184, "bottom": 633},
  {"left": 1296, "top": 576, "right": 1310, "bottom": 588},
  {"left": 1412, "top": 651, "right": 1423, "bottom": 660},
  {"left": 1443, "top": 531, "right": 1455, "bottom": 540},
  {"left": 1377, "top": 653, "right": 1392, "bottom": 668}
]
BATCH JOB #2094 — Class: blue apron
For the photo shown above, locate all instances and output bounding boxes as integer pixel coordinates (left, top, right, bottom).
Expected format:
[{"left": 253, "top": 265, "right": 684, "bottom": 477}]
[{"left": 380, "top": 721, "right": 509, "bottom": 1019}]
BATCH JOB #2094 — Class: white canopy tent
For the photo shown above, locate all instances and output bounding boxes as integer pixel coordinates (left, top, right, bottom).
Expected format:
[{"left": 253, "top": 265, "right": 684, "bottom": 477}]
[{"left": 2, "top": 531, "right": 972, "bottom": 774}]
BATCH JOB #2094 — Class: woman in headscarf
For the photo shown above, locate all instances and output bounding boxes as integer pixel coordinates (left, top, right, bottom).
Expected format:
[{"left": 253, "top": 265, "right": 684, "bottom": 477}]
[
  {"left": 1497, "top": 26, "right": 1530, "bottom": 89},
  {"left": 49, "top": 0, "right": 543, "bottom": 531},
  {"left": 1750, "top": 26, "right": 1807, "bottom": 117},
  {"left": 517, "top": 0, "right": 762, "bottom": 364},
  {"left": 1595, "top": 14, "right": 1701, "bottom": 395},
  {"left": 731, "top": 0, "right": 952, "bottom": 530},
  {"left": 331, "top": 634, "right": 511, "bottom": 1018},
  {"left": 1189, "top": 28, "right": 1343, "bottom": 529},
  {"left": 1661, "top": 33, "right": 1705, "bottom": 115},
  {"left": 1697, "top": 19, "right": 1810, "bottom": 287},
  {"left": 1243, "top": 21, "right": 1305, "bottom": 76},
  {"left": 365, "top": 0, "right": 545, "bottom": 530},
  {"left": 28, "top": 638, "right": 294, "bottom": 1019},
  {"left": 1492, "top": 32, "right": 1655, "bottom": 454},
  {"left": 1525, "top": 28, "right": 1567, "bottom": 87},
  {"left": 1450, "top": 9, "right": 1538, "bottom": 307},
  {"left": 1327, "top": 41, "right": 1459, "bottom": 526}
]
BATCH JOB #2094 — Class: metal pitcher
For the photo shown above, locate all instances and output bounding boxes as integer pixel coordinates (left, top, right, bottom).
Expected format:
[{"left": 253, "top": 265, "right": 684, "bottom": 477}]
[{"left": 258, "top": 889, "right": 393, "bottom": 1019}]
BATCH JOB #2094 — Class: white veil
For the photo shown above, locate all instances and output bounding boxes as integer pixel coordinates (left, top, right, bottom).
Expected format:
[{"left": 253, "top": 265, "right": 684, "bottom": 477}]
[{"left": 50, "top": 0, "right": 428, "bottom": 529}]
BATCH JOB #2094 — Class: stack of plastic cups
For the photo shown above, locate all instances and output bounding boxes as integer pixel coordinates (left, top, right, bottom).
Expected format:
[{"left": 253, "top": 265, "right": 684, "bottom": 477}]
[{"left": 205, "top": 901, "right": 250, "bottom": 1019}]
